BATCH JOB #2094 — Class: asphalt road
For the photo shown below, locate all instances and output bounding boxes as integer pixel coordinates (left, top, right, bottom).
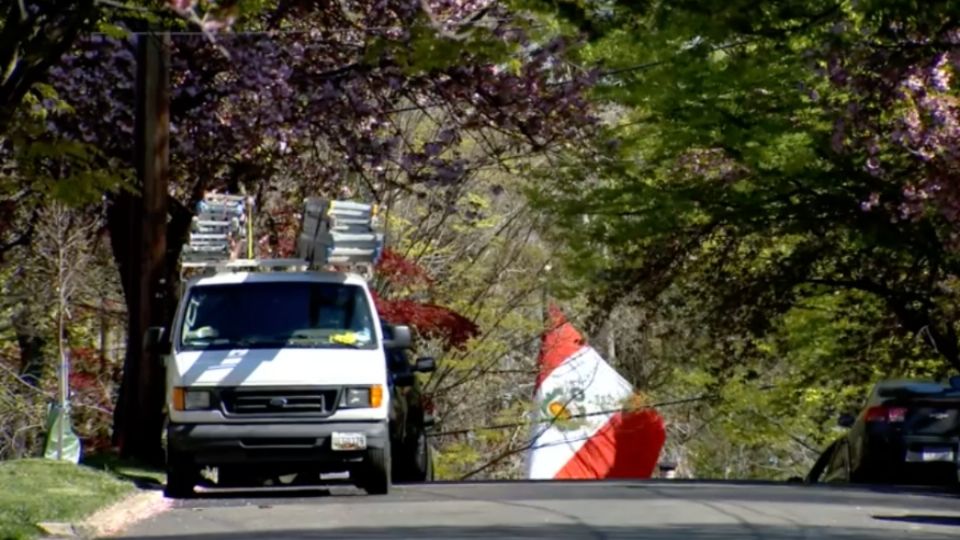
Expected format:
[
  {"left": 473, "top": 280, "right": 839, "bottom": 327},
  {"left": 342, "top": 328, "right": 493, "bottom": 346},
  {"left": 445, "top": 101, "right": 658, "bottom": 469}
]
[{"left": 113, "top": 480, "right": 960, "bottom": 540}]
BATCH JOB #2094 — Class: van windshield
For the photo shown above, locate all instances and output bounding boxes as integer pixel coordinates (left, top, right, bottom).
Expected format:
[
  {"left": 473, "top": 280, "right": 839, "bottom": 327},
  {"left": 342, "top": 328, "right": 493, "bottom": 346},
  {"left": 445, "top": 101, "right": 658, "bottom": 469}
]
[{"left": 179, "top": 281, "right": 378, "bottom": 351}]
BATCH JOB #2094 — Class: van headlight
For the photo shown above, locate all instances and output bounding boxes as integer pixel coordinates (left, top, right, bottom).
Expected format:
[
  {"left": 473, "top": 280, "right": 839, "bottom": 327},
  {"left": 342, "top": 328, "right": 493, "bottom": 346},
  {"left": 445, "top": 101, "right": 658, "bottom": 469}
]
[
  {"left": 173, "top": 387, "right": 212, "bottom": 411},
  {"left": 185, "top": 390, "right": 211, "bottom": 410},
  {"left": 342, "top": 388, "right": 369, "bottom": 408},
  {"left": 340, "top": 386, "right": 383, "bottom": 408}
]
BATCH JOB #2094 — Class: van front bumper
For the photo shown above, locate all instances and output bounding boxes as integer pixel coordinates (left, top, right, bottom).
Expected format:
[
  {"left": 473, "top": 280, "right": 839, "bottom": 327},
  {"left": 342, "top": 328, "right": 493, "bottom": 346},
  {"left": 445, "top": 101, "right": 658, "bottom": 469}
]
[{"left": 167, "top": 420, "right": 388, "bottom": 466}]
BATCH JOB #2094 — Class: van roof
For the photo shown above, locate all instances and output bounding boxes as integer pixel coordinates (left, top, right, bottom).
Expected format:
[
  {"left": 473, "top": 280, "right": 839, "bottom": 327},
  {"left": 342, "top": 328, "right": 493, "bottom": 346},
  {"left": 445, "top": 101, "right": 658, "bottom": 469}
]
[{"left": 188, "top": 270, "right": 370, "bottom": 288}]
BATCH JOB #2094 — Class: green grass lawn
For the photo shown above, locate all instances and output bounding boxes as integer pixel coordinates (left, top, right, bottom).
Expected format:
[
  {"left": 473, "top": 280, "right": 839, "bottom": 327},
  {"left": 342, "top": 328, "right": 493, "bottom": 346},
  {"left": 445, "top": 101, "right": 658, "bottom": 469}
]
[
  {"left": 0, "top": 458, "right": 136, "bottom": 540},
  {"left": 82, "top": 453, "right": 166, "bottom": 489}
]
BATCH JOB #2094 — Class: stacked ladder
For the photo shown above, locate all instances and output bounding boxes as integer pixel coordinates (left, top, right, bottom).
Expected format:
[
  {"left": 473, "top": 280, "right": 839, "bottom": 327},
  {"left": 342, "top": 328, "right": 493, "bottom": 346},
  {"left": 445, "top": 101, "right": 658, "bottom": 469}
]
[
  {"left": 178, "top": 194, "right": 384, "bottom": 281},
  {"left": 181, "top": 192, "right": 250, "bottom": 268},
  {"left": 297, "top": 198, "right": 384, "bottom": 273}
]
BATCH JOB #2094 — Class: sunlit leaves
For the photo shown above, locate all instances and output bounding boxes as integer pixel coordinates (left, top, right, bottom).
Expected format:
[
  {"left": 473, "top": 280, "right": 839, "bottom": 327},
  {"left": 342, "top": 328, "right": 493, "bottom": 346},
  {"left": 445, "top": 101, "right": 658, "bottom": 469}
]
[
  {"left": 2, "top": 79, "right": 128, "bottom": 209},
  {"left": 523, "top": 0, "right": 960, "bottom": 478}
]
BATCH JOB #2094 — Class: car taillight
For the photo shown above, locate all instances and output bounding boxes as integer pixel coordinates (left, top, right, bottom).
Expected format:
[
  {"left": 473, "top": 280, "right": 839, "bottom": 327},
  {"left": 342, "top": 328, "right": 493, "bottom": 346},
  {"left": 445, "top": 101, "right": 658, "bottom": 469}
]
[{"left": 865, "top": 405, "right": 908, "bottom": 422}]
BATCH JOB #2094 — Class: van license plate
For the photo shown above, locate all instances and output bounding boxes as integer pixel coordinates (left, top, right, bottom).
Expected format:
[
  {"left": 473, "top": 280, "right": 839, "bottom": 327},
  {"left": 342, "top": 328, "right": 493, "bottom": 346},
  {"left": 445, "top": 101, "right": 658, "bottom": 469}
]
[{"left": 331, "top": 432, "right": 367, "bottom": 451}]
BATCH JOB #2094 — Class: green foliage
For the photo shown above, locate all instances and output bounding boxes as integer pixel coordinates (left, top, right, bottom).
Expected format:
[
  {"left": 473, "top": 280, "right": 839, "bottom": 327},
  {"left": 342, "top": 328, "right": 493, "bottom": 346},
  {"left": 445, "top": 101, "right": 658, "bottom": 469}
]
[
  {"left": 5, "top": 83, "right": 130, "bottom": 207},
  {"left": 533, "top": 0, "right": 960, "bottom": 367},
  {"left": 432, "top": 440, "right": 482, "bottom": 480},
  {"left": 671, "top": 288, "right": 952, "bottom": 479},
  {"left": 375, "top": 135, "right": 555, "bottom": 478},
  {"left": 390, "top": 23, "right": 516, "bottom": 75},
  {"left": 521, "top": 0, "right": 960, "bottom": 479}
]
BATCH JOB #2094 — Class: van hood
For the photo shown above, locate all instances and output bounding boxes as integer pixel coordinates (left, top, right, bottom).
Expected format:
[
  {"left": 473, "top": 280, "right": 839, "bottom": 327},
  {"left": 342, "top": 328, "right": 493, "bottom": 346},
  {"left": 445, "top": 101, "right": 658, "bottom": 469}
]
[{"left": 171, "top": 347, "right": 386, "bottom": 387}]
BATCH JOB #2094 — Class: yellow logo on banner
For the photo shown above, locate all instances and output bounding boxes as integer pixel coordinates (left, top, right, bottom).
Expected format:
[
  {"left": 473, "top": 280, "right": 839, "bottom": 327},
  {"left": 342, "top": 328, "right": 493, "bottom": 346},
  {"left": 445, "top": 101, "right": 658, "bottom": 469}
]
[{"left": 540, "top": 387, "right": 587, "bottom": 432}]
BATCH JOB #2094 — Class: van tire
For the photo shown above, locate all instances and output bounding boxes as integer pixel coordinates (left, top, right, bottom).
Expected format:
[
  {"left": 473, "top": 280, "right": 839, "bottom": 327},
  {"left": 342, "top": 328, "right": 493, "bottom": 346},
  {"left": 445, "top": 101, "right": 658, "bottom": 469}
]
[
  {"left": 360, "top": 445, "right": 391, "bottom": 495},
  {"left": 165, "top": 464, "right": 197, "bottom": 498},
  {"left": 165, "top": 453, "right": 198, "bottom": 499},
  {"left": 408, "top": 426, "right": 431, "bottom": 482},
  {"left": 425, "top": 444, "right": 434, "bottom": 482}
]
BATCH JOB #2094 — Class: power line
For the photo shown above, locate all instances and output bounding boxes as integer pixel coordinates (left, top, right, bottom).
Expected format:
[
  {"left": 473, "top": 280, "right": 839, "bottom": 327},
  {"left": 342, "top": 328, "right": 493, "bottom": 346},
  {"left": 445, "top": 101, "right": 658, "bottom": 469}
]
[
  {"left": 428, "top": 385, "right": 778, "bottom": 438},
  {"left": 90, "top": 17, "right": 529, "bottom": 37}
]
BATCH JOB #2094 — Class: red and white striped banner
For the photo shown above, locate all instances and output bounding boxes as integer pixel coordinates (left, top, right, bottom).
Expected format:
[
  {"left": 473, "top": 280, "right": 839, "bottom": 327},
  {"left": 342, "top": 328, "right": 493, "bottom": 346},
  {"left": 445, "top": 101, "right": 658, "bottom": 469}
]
[{"left": 525, "top": 306, "right": 666, "bottom": 480}]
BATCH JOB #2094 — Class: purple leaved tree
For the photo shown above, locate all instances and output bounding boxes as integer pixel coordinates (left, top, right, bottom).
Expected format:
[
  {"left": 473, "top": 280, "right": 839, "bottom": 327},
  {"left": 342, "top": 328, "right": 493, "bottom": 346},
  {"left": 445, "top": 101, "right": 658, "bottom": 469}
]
[
  {"left": 48, "top": 0, "right": 598, "bottom": 461},
  {"left": 828, "top": 22, "right": 960, "bottom": 233}
]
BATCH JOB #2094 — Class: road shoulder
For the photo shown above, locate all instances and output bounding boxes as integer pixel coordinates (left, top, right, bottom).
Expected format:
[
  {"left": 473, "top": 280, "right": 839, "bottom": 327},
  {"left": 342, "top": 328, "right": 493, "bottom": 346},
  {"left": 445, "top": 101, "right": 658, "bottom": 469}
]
[{"left": 75, "top": 489, "right": 173, "bottom": 539}]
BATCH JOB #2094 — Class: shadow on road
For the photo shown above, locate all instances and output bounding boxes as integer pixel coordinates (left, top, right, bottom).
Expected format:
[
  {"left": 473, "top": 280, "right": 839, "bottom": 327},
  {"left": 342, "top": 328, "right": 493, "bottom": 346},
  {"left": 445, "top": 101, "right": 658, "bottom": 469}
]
[
  {"left": 858, "top": 483, "right": 960, "bottom": 498},
  {"left": 111, "top": 523, "right": 960, "bottom": 540},
  {"left": 187, "top": 487, "right": 335, "bottom": 500},
  {"left": 401, "top": 480, "right": 960, "bottom": 510},
  {"left": 121, "top": 474, "right": 165, "bottom": 491},
  {"left": 873, "top": 514, "right": 960, "bottom": 527},
  {"left": 424, "top": 478, "right": 960, "bottom": 500}
]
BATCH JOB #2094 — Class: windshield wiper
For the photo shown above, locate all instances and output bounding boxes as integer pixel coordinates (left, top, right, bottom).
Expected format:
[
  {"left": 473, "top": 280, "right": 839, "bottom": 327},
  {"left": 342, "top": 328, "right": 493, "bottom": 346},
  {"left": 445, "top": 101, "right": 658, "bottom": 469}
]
[
  {"left": 231, "top": 337, "right": 289, "bottom": 348},
  {"left": 286, "top": 337, "right": 366, "bottom": 349}
]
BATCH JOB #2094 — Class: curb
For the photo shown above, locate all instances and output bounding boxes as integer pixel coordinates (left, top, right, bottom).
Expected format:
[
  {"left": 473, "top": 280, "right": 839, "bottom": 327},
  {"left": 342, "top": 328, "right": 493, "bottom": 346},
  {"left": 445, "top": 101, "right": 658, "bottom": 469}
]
[
  {"left": 82, "top": 489, "right": 173, "bottom": 538},
  {"left": 37, "top": 490, "right": 173, "bottom": 539}
]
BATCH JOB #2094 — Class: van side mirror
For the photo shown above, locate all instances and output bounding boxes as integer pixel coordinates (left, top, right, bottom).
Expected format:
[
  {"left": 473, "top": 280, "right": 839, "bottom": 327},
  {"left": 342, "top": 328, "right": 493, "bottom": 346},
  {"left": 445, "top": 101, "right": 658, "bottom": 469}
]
[
  {"left": 384, "top": 324, "right": 412, "bottom": 350},
  {"left": 837, "top": 413, "right": 855, "bottom": 428},
  {"left": 415, "top": 357, "right": 436, "bottom": 373},
  {"left": 144, "top": 326, "right": 169, "bottom": 355}
]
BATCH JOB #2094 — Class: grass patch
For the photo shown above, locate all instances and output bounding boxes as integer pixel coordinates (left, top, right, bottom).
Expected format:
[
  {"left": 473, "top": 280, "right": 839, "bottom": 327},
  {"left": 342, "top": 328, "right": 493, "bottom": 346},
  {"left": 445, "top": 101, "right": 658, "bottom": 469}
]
[
  {"left": 0, "top": 459, "right": 135, "bottom": 540},
  {"left": 82, "top": 452, "right": 166, "bottom": 489}
]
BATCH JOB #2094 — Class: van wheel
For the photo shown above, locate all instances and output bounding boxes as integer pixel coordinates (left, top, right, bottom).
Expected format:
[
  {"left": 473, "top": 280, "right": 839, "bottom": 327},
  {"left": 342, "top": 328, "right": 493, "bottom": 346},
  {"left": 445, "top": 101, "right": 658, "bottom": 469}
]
[
  {"left": 165, "top": 460, "right": 198, "bottom": 499},
  {"left": 409, "top": 427, "right": 431, "bottom": 482},
  {"left": 360, "top": 445, "right": 391, "bottom": 495},
  {"left": 425, "top": 444, "right": 434, "bottom": 482},
  {"left": 392, "top": 425, "right": 430, "bottom": 483}
]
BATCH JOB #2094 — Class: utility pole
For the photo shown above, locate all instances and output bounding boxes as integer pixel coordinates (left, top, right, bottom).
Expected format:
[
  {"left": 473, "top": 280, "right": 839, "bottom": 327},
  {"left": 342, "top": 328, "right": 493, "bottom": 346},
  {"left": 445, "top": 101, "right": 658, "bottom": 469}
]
[
  {"left": 139, "top": 28, "right": 171, "bottom": 464},
  {"left": 541, "top": 263, "right": 552, "bottom": 327},
  {"left": 116, "top": 28, "right": 170, "bottom": 463}
]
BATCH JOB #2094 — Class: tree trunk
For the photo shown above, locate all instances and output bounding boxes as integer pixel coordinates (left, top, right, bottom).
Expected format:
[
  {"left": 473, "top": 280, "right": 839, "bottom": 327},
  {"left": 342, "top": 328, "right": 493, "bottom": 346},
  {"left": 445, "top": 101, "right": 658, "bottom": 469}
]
[{"left": 110, "top": 31, "right": 170, "bottom": 465}]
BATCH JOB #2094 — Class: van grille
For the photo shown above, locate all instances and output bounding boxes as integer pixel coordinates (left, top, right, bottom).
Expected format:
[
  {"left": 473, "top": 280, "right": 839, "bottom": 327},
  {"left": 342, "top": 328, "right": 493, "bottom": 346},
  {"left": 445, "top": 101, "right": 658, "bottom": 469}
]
[{"left": 219, "top": 387, "right": 339, "bottom": 417}]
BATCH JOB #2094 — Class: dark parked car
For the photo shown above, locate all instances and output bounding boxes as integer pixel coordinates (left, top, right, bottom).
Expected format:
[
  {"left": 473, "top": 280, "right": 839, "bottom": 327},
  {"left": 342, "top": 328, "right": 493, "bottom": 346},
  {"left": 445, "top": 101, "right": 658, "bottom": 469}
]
[
  {"left": 382, "top": 320, "right": 437, "bottom": 483},
  {"left": 806, "top": 378, "right": 960, "bottom": 486}
]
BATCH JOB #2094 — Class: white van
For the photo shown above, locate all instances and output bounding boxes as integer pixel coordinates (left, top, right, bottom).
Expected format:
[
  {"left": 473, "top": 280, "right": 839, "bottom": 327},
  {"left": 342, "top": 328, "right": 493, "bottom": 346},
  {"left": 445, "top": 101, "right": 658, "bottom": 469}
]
[
  {"left": 146, "top": 197, "right": 411, "bottom": 497},
  {"left": 147, "top": 262, "right": 411, "bottom": 497}
]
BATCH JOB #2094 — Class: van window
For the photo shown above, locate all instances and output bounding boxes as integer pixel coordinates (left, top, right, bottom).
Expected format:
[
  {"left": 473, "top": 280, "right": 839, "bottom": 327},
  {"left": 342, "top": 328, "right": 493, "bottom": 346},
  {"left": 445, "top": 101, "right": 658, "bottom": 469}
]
[{"left": 179, "top": 281, "right": 378, "bottom": 351}]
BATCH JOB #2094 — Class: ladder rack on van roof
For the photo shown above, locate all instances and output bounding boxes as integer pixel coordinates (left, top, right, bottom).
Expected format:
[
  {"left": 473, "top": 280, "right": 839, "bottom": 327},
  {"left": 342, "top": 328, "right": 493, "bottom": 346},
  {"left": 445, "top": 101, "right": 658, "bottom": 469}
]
[{"left": 179, "top": 193, "right": 384, "bottom": 282}]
